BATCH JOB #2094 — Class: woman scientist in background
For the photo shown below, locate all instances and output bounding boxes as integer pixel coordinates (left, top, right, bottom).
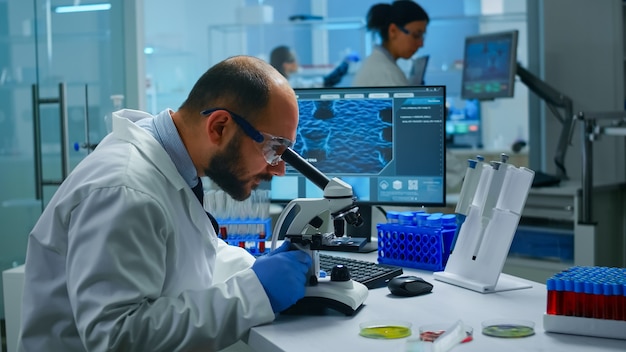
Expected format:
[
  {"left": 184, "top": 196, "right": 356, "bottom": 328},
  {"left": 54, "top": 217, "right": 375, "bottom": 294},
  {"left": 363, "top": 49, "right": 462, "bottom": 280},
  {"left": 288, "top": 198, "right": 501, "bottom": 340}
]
[
  {"left": 352, "top": 1, "right": 465, "bottom": 195},
  {"left": 352, "top": 0, "right": 429, "bottom": 87}
]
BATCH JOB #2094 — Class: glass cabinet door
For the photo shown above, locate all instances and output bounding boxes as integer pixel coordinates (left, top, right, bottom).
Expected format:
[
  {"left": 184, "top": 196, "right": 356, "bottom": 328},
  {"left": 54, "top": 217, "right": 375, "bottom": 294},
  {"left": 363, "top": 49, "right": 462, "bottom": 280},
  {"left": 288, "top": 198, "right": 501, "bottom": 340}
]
[{"left": 0, "top": 0, "right": 129, "bottom": 318}]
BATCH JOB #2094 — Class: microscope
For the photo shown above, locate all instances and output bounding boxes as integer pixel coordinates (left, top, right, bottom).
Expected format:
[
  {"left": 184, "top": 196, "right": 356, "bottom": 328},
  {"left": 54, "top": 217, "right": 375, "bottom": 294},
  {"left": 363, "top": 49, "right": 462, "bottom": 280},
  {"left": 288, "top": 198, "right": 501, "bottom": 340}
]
[{"left": 270, "top": 148, "right": 369, "bottom": 316}]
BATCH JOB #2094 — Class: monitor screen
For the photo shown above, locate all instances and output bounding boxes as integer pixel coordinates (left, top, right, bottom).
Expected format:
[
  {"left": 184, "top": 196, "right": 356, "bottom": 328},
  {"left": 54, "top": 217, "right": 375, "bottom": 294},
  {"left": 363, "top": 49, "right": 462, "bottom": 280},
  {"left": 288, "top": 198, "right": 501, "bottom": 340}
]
[
  {"left": 270, "top": 85, "right": 447, "bottom": 207},
  {"left": 461, "top": 30, "right": 518, "bottom": 100}
]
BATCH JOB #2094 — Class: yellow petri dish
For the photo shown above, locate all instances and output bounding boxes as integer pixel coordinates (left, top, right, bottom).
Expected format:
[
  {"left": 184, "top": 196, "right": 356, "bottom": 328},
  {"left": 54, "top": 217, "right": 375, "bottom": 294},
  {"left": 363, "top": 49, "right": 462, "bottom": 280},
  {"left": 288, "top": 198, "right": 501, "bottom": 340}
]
[{"left": 359, "top": 320, "right": 413, "bottom": 339}]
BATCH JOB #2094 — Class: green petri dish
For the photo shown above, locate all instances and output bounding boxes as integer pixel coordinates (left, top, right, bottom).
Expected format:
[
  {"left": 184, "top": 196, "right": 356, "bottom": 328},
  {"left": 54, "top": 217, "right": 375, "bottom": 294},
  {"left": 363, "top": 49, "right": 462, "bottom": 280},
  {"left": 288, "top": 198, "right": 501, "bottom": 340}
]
[
  {"left": 359, "top": 320, "right": 412, "bottom": 339},
  {"left": 481, "top": 319, "right": 535, "bottom": 338}
]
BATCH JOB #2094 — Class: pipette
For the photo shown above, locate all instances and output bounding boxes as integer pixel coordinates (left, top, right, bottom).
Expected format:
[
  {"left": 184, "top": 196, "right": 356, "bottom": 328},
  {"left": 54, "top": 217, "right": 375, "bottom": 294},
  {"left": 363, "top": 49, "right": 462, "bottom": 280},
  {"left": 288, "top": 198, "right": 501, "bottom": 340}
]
[{"left": 449, "top": 156, "right": 484, "bottom": 254}]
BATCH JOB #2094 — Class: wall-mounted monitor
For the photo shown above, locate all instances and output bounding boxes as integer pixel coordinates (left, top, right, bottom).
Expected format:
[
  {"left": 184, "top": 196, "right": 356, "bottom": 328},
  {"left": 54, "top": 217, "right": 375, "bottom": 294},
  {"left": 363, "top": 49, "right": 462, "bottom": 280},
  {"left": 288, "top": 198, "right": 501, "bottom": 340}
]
[
  {"left": 270, "top": 85, "right": 447, "bottom": 208},
  {"left": 461, "top": 30, "right": 518, "bottom": 100}
]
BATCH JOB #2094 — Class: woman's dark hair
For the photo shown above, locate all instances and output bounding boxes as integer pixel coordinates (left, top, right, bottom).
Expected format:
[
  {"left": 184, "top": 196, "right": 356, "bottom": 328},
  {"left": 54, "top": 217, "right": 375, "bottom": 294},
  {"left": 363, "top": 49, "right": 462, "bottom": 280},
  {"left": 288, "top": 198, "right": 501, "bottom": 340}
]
[
  {"left": 269, "top": 45, "right": 295, "bottom": 78},
  {"left": 366, "top": 0, "right": 429, "bottom": 41},
  {"left": 179, "top": 56, "right": 272, "bottom": 124}
]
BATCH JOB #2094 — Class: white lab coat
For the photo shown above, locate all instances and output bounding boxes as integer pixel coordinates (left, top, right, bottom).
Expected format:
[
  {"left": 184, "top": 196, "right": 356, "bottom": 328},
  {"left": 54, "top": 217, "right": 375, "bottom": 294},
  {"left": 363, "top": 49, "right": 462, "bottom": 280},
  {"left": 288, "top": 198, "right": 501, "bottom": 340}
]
[
  {"left": 18, "top": 109, "right": 274, "bottom": 352},
  {"left": 352, "top": 46, "right": 410, "bottom": 87}
]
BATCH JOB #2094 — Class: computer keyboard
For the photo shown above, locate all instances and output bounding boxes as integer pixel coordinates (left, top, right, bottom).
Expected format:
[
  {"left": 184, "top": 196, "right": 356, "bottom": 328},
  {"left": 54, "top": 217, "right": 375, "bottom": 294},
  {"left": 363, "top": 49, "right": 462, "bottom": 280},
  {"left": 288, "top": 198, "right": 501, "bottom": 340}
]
[{"left": 319, "top": 253, "right": 403, "bottom": 289}]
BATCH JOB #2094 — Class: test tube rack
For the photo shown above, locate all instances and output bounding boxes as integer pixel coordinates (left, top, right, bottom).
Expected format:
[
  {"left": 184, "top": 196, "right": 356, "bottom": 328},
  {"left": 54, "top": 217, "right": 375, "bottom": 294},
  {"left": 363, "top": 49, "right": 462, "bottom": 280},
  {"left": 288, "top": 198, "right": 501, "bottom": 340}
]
[
  {"left": 543, "top": 266, "right": 626, "bottom": 340},
  {"left": 377, "top": 212, "right": 457, "bottom": 272},
  {"left": 218, "top": 217, "right": 272, "bottom": 256}
]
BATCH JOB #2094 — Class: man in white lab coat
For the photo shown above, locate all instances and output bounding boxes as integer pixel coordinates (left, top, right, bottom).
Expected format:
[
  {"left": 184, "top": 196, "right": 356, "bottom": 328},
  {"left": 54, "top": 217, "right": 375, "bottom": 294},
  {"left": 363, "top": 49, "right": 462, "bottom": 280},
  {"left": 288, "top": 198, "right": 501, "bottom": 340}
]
[{"left": 18, "top": 56, "right": 311, "bottom": 351}]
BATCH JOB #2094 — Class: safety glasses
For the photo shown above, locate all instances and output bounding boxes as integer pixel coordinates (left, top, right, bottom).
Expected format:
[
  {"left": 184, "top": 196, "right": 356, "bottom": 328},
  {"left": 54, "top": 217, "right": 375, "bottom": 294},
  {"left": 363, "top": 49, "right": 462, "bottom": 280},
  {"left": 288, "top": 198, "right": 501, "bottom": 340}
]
[
  {"left": 201, "top": 108, "right": 294, "bottom": 166},
  {"left": 398, "top": 25, "right": 426, "bottom": 41}
]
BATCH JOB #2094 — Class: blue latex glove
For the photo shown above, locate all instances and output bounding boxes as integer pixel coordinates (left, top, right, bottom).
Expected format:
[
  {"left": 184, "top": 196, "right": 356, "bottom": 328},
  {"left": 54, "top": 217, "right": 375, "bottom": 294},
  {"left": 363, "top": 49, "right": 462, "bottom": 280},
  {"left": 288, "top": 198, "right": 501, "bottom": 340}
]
[
  {"left": 252, "top": 241, "right": 312, "bottom": 313},
  {"left": 323, "top": 61, "right": 349, "bottom": 87},
  {"left": 344, "top": 52, "right": 360, "bottom": 63}
]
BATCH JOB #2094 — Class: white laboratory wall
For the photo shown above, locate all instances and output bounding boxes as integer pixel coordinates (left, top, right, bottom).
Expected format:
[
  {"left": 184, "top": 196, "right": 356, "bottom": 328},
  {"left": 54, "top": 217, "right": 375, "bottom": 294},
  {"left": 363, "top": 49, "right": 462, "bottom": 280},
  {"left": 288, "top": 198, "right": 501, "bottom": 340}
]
[{"left": 144, "top": 0, "right": 244, "bottom": 113}]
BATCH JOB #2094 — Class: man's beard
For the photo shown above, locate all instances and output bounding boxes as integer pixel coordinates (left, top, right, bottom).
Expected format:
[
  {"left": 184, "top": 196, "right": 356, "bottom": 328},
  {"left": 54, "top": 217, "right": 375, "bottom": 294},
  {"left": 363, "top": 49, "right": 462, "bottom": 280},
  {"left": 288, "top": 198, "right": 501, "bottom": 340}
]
[{"left": 204, "top": 136, "right": 272, "bottom": 201}]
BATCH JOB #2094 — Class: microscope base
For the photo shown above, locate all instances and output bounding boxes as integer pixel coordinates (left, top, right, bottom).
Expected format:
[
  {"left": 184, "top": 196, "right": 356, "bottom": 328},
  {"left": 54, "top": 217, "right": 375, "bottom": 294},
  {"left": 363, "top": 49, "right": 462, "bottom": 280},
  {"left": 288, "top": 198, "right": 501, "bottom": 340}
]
[{"left": 282, "top": 279, "right": 369, "bottom": 316}]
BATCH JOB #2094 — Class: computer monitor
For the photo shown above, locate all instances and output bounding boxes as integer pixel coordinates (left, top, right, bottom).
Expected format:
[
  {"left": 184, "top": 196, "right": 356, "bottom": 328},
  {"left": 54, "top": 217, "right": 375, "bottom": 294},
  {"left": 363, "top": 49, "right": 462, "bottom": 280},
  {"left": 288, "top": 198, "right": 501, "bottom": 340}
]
[
  {"left": 461, "top": 30, "right": 518, "bottom": 100},
  {"left": 408, "top": 55, "right": 429, "bottom": 86},
  {"left": 270, "top": 85, "right": 447, "bottom": 243}
]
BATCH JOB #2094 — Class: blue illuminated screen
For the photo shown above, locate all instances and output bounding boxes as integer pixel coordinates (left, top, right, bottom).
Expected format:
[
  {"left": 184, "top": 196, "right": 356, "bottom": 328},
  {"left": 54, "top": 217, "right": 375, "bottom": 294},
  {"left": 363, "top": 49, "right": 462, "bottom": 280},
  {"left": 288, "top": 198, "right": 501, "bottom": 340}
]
[
  {"left": 270, "top": 86, "right": 446, "bottom": 207},
  {"left": 446, "top": 97, "right": 482, "bottom": 149},
  {"left": 461, "top": 30, "right": 518, "bottom": 100}
]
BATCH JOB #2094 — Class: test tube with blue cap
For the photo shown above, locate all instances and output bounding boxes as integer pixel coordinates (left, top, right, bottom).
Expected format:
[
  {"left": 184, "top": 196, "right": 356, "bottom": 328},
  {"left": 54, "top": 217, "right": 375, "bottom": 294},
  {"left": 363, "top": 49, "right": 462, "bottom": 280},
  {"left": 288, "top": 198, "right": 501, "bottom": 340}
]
[{"left": 449, "top": 155, "right": 484, "bottom": 254}]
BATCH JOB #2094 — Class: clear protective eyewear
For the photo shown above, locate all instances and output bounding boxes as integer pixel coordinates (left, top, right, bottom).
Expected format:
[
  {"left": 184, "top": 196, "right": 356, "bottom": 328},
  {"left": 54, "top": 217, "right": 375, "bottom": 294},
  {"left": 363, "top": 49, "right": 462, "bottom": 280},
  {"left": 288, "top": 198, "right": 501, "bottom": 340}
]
[
  {"left": 201, "top": 108, "right": 294, "bottom": 166},
  {"left": 398, "top": 26, "right": 426, "bottom": 41}
]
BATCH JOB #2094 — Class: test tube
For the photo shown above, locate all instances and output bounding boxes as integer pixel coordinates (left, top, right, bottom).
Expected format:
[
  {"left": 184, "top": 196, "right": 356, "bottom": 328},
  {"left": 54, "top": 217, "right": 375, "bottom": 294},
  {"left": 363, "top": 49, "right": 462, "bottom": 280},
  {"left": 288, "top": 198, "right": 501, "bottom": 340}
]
[
  {"left": 398, "top": 212, "right": 416, "bottom": 226},
  {"left": 258, "top": 232, "right": 266, "bottom": 253},
  {"left": 415, "top": 212, "right": 430, "bottom": 227},
  {"left": 546, "top": 278, "right": 557, "bottom": 315},
  {"left": 593, "top": 282, "right": 605, "bottom": 319},
  {"left": 622, "top": 283, "right": 626, "bottom": 321},
  {"left": 605, "top": 282, "right": 615, "bottom": 320},
  {"left": 583, "top": 281, "right": 594, "bottom": 318},
  {"left": 563, "top": 280, "right": 575, "bottom": 316},
  {"left": 219, "top": 226, "right": 228, "bottom": 241},
  {"left": 614, "top": 283, "right": 623, "bottom": 320},
  {"left": 386, "top": 210, "right": 400, "bottom": 224},
  {"left": 554, "top": 279, "right": 564, "bottom": 315},
  {"left": 574, "top": 280, "right": 585, "bottom": 317}
]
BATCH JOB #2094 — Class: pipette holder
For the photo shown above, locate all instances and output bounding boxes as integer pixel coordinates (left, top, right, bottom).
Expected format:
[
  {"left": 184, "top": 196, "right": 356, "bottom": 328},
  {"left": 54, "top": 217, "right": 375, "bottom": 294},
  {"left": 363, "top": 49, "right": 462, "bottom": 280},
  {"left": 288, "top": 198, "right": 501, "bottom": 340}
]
[{"left": 433, "top": 159, "right": 535, "bottom": 293}]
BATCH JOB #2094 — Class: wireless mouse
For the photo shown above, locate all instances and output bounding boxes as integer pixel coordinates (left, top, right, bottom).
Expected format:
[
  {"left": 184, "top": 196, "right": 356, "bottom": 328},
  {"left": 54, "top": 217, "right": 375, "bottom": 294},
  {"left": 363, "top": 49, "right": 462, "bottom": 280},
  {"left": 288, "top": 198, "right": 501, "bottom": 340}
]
[{"left": 387, "top": 275, "right": 433, "bottom": 297}]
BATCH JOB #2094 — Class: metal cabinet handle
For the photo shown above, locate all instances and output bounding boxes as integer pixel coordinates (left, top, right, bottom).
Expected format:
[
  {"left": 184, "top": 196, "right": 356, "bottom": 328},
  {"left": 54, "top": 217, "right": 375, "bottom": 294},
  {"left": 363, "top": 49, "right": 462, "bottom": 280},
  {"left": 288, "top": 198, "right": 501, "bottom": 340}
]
[{"left": 31, "top": 82, "right": 68, "bottom": 201}]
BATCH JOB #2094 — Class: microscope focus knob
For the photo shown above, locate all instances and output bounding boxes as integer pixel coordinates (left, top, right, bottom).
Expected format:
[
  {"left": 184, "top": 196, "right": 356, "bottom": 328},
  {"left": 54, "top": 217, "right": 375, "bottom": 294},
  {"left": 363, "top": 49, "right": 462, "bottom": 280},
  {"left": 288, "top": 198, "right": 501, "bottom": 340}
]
[{"left": 330, "top": 264, "right": 351, "bottom": 282}]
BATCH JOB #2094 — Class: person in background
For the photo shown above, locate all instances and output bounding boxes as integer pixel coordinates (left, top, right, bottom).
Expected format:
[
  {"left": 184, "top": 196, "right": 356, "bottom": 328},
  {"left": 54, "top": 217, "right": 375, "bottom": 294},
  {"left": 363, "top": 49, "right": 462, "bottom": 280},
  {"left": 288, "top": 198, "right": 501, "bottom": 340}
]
[
  {"left": 270, "top": 45, "right": 299, "bottom": 79},
  {"left": 352, "top": 0, "right": 429, "bottom": 87},
  {"left": 351, "top": 1, "right": 464, "bottom": 194},
  {"left": 18, "top": 56, "right": 312, "bottom": 352},
  {"left": 270, "top": 45, "right": 359, "bottom": 88}
]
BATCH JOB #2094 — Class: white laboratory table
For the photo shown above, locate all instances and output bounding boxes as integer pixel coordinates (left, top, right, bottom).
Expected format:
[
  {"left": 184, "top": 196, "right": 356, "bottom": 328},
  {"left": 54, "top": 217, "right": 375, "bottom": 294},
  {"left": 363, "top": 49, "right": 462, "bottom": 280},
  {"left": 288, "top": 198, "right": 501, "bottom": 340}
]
[
  {"left": 247, "top": 250, "right": 626, "bottom": 352},
  {"left": 5, "top": 252, "right": 626, "bottom": 352}
]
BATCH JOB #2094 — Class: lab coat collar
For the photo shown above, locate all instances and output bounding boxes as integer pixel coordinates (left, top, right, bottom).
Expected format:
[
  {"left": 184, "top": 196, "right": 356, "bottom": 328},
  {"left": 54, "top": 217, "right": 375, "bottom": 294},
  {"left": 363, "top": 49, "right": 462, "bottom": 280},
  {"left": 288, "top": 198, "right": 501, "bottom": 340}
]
[
  {"left": 375, "top": 45, "right": 396, "bottom": 63},
  {"left": 110, "top": 109, "right": 210, "bottom": 230},
  {"left": 110, "top": 109, "right": 185, "bottom": 191}
]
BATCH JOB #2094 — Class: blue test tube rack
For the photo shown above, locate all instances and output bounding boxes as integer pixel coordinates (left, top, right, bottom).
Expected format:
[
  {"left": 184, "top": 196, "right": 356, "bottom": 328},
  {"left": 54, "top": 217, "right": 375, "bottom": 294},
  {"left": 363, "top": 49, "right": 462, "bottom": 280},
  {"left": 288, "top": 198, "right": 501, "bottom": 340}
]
[
  {"left": 377, "top": 212, "right": 457, "bottom": 271},
  {"left": 218, "top": 217, "right": 272, "bottom": 256}
]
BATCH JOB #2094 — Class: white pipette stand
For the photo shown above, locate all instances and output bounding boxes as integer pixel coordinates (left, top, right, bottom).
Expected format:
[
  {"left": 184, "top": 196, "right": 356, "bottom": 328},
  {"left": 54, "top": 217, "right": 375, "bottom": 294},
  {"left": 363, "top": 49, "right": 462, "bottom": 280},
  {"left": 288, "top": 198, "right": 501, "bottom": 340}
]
[{"left": 433, "top": 156, "right": 535, "bottom": 293}]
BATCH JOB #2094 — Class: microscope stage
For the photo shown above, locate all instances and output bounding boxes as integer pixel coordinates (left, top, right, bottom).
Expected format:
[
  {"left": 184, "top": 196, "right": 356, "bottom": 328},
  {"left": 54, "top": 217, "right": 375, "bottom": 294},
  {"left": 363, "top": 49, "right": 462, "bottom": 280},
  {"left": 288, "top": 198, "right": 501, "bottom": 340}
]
[{"left": 319, "top": 237, "right": 368, "bottom": 252}]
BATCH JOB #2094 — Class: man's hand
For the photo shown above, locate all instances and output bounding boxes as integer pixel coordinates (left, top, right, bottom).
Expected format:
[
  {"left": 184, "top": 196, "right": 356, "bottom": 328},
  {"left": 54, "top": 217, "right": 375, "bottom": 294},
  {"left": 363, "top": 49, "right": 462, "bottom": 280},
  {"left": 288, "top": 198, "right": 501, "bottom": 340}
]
[{"left": 251, "top": 241, "right": 312, "bottom": 313}]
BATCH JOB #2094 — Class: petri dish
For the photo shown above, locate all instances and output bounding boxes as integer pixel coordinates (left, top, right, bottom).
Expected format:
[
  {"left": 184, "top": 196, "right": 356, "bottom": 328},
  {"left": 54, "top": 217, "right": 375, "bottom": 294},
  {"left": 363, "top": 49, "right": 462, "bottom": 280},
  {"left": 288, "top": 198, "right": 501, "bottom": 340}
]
[
  {"left": 359, "top": 320, "right": 412, "bottom": 339},
  {"left": 418, "top": 323, "right": 473, "bottom": 343},
  {"left": 481, "top": 319, "right": 535, "bottom": 338}
]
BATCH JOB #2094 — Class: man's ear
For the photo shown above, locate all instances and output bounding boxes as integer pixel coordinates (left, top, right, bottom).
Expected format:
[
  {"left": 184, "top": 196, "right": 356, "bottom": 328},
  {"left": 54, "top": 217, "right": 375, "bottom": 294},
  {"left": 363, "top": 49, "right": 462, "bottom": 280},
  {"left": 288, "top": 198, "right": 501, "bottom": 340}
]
[{"left": 205, "top": 110, "right": 230, "bottom": 145}]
